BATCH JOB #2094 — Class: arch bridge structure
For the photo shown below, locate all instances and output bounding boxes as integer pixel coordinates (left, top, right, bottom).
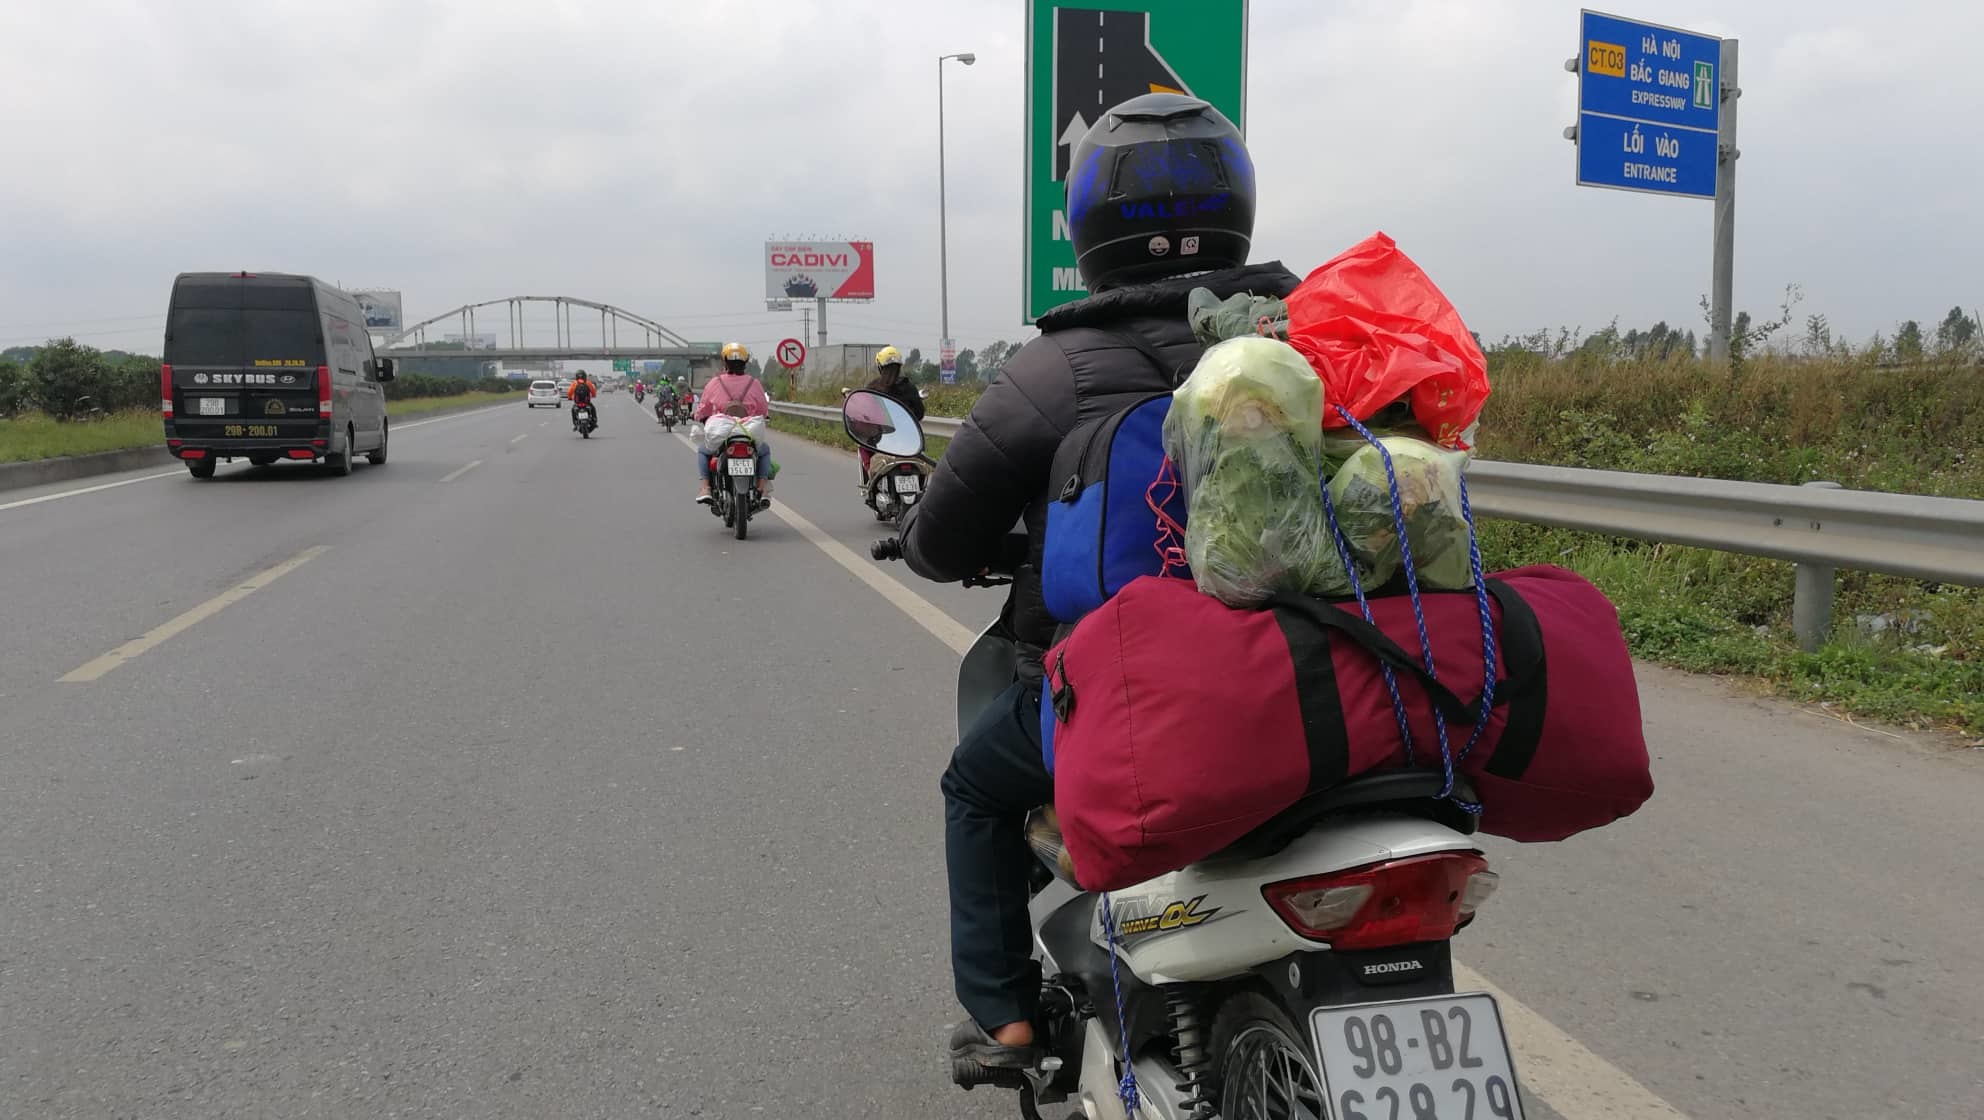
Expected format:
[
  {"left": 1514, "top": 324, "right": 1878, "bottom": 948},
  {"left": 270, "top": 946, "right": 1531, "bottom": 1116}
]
[{"left": 376, "top": 296, "right": 720, "bottom": 373}]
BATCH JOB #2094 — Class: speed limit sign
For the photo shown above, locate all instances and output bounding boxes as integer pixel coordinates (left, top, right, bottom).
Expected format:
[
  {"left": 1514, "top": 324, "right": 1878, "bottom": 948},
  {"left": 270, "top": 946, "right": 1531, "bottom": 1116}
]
[{"left": 775, "top": 337, "right": 807, "bottom": 369}]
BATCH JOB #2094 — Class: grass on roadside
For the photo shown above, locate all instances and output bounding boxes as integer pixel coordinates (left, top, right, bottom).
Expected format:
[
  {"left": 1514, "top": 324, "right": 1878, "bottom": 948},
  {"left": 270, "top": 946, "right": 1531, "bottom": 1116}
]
[
  {"left": 0, "top": 409, "right": 163, "bottom": 464},
  {"left": 385, "top": 390, "right": 520, "bottom": 417},
  {"left": 0, "top": 391, "right": 524, "bottom": 464}
]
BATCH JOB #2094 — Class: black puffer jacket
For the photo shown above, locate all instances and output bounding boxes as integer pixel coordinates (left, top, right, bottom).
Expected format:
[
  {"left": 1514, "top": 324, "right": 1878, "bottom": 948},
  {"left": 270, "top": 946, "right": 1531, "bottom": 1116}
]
[
  {"left": 864, "top": 374, "right": 926, "bottom": 422},
  {"left": 901, "top": 262, "right": 1302, "bottom": 681}
]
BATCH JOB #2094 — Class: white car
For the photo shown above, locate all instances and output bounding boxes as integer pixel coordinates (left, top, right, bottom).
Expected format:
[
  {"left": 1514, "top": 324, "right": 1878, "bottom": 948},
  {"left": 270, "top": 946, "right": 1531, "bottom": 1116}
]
[{"left": 526, "top": 380, "right": 562, "bottom": 408}]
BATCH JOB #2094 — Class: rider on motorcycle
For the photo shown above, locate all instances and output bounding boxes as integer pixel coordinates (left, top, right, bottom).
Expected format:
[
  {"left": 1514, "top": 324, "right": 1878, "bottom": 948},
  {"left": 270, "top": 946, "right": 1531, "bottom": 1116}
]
[
  {"left": 897, "top": 93, "right": 1297, "bottom": 1082},
  {"left": 693, "top": 343, "right": 774, "bottom": 505},
  {"left": 858, "top": 346, "right": 926, "bottom": 480},
  {"left": 566, "top": 371, "right": 600, "bottom": 428}
]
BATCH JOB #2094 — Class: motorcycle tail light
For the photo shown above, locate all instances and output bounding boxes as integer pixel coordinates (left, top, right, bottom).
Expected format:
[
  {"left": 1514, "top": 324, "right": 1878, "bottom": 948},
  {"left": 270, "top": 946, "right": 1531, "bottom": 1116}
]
[
  {"left": 725, "top": 443, "right": 755, "bottom": 458},
  {"left": 1262, "top": 852, "right": 1490, "bottom": 950}
]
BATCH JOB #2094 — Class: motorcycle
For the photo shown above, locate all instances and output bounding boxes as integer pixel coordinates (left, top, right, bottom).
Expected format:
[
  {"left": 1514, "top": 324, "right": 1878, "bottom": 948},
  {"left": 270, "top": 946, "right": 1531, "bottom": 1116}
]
[
  {"left": 656, "top": 398, "right": 680, "bottom": 431},
  {"left": 702, "top": 411, "right": 768, "bottom": 540},
  {"left": 840, "top": 389, "right": 933, "bottom": 526},
  {"left": 858, "top": 508, "right": 1523, "bottom": 1118},
  {"left": 635, "top": 388, "right": 645, "bottom": 404},
  {"left": 573, "top": 402, "right": 598, "bottom": 438}
]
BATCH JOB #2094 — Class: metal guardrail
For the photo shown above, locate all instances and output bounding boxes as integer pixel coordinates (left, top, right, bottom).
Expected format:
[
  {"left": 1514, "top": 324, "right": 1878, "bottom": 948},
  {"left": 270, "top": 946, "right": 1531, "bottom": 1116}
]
[
  {"left": 769, "top": 401, "right": 1984, "bottom": 650},
  {"left": 772, "top": 399, "right": 964, "bottom": 437}
]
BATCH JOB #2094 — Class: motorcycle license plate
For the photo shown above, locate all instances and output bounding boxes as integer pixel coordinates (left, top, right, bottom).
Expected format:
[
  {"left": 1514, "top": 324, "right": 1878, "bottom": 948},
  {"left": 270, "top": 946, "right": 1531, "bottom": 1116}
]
[
  {"left": 725, "top": 459, "right": 756, "bottom": 476},
  {"left": 893, "top": 473, "right": 922, "bottom": 494},
  {"left": 1311, "top": 993, "right": 1525, "bottom": 1120}
]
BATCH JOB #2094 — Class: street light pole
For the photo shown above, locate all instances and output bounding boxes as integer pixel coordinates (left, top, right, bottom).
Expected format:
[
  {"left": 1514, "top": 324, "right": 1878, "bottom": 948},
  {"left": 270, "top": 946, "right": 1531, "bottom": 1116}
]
[{"left": 938, "top": 51, "right": 976, "bottom": 366}]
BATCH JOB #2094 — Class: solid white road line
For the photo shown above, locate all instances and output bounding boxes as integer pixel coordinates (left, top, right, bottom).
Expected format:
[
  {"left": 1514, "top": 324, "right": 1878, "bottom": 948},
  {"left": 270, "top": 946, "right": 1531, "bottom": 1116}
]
[
  {"left": 58, "top": 545, "right": 329, "bottom": 683},
  {"left": 0, "top": 470, "right": 182, "bottom": 513},
  {"left": 439, "top": 459, "right": 483, "bottom": 484},
  {"left": 510, "top": 433, "right": 529, "bottom": 445},
  {"left": 755, "top": 443, "right": 1693, "bottom": 1120},
  {"left": 1453, "top": 962, "right": 1689, "bottom": 1118}
]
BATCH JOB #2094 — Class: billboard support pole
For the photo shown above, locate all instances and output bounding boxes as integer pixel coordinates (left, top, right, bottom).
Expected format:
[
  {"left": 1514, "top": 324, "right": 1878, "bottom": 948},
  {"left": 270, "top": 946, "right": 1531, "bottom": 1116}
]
[
  {"left": 817, "top": 297, "right": 828, "bottom": 350},
  {"left": 1708, "top": 38, "right": 1740, "bottom": 364}
]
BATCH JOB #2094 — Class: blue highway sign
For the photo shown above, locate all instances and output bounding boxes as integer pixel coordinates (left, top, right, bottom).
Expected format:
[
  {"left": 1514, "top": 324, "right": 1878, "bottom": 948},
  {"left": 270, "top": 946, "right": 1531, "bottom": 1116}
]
[{"left": 1575, "top": 9, "right": 1721, "bottom": 199}]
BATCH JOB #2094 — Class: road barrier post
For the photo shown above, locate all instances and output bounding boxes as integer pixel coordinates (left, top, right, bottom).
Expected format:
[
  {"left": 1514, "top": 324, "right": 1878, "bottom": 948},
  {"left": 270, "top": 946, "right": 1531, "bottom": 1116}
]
[{"left": 1792, "top": 480, "right": 1843, "bottom": 652}]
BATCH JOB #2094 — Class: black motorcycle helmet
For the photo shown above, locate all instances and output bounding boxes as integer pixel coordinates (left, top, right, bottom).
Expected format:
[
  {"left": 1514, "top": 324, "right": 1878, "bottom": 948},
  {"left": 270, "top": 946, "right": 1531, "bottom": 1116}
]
[{"left": 1064, "top": 92, "right": 1256, "bottom": 292}]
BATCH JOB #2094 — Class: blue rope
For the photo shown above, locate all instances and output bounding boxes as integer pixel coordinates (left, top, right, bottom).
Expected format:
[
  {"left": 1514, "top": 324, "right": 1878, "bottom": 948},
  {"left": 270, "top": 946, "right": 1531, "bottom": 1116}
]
[
  {"left": 1454, "top": 471, "right": 1498, "bottom": 763},
  {"left": 1325, "top": 408, "right": 1492, "bottom": 813},
  {"left": 1321, "top": 482, "right": 1419, "bottom": 767},
  {"left": 1097, "top": 892, "right": 1141, "bottom": 1115}
]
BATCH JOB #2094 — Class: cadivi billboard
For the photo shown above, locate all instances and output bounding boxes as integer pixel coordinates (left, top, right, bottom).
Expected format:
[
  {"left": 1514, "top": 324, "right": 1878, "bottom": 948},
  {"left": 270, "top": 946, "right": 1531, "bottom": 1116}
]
[{"left": 764, "top": 241, "right": 875, "bottom": 300}]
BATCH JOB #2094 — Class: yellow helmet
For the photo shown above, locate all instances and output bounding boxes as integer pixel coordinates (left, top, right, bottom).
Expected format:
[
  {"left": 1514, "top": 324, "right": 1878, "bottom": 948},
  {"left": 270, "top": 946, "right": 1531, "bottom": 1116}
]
[
  {"left": 874, "top": 345, "right": 903, "bottom": 368},
  {"left": 720, "top": 342, "right": 751, "bottom": 363}
]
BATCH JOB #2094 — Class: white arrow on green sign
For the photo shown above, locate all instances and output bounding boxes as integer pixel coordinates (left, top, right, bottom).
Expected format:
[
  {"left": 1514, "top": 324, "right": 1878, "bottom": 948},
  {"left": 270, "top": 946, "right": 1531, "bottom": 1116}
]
[{"left": 1023, "top": 0, "right": 1248, "bottom": 324}]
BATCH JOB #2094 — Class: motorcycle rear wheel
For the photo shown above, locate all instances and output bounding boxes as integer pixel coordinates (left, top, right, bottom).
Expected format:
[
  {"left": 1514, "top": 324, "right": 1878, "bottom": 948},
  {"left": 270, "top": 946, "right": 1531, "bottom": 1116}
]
[{"left": 1211, "top": 993, "right": 1325, "bottom": 1120}]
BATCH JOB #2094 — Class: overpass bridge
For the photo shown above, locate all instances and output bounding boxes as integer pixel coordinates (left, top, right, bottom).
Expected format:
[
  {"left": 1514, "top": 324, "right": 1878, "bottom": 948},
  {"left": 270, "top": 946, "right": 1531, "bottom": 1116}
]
[{"left": 376, "top": 296, "right": 722, "bottom": 375}]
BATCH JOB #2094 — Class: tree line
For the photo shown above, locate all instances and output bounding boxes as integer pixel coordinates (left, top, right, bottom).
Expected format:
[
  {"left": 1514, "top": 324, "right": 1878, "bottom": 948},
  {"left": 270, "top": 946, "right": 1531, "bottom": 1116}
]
[
  {"left": 0, "top": 339, "right": 517, "bottom": 421},
  {"left": 1483, "top": 296, "right": 1981, "bottom": 367}
]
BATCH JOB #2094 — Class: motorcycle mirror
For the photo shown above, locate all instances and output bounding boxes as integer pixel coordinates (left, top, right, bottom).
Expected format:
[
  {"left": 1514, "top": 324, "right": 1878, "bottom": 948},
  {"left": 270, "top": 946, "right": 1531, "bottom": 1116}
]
[{"left": 841, "top": 389, "right": 924, "bottom": 457}]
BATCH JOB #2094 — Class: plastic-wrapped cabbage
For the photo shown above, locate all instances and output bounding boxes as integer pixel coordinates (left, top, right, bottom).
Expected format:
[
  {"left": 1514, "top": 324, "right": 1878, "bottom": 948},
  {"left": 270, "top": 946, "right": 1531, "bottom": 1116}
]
[
  {"left": 1163, "top": 336, "right": 1350, "bottom": 605},
  {"left": 1327, "top": 436, "right": 1473, "bottom": 590},
  {"left": 1187, "top": 286, "right": 1289, "bottom": 346}
]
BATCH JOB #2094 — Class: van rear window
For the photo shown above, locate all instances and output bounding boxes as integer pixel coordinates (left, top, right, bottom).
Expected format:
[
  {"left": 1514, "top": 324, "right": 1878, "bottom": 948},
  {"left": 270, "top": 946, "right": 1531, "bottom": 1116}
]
[{"left": 165, "top": 308, "right": 323, "bottom": 368}]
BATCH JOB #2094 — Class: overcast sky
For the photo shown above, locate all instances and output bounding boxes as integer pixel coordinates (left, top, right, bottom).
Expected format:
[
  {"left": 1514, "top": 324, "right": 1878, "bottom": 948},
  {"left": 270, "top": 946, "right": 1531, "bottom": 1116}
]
[{"left": 2, "top": 0, "right": 1979, "bottom": 360}]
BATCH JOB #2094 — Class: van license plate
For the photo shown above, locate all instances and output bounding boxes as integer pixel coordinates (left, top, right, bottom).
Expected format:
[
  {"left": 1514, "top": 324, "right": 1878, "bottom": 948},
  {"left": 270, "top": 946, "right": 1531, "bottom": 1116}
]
[
  {"left": 198, "top": 398, "right": 227, "bottom": 416},
  {"left": 1311, "top": 993, "right": 1525, "bottom": 1120},
  {"left": 726, "top": 459, "right": 755, "bottom": 477}
]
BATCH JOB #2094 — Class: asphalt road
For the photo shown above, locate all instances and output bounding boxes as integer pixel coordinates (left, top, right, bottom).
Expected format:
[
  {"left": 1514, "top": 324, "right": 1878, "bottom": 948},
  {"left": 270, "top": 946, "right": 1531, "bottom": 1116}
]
[{"left": 1, "top": 394, "right": 1978, "bottom": 1119}]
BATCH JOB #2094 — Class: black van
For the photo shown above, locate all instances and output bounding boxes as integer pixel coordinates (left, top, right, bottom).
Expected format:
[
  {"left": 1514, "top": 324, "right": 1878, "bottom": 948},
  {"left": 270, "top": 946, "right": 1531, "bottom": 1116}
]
[{"left": 162, "top": 272, "right": 396, "bottom": 478}]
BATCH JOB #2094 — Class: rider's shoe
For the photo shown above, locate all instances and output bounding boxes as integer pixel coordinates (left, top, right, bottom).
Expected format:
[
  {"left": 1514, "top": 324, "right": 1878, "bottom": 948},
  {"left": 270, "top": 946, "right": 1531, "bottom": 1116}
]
[
  {"left": 946, "top": 1019, "right": 1039, "bottom": 1089},
  {"left": 695, "top": 483, "right": 713, "bottom": 506}
]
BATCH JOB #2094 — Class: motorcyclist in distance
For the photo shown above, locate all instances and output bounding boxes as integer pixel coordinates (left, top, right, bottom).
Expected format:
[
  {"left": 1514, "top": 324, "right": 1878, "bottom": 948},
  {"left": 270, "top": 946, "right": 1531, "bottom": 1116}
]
[{"left": 693, "top": 343, "right": 773, "bottom": 505}]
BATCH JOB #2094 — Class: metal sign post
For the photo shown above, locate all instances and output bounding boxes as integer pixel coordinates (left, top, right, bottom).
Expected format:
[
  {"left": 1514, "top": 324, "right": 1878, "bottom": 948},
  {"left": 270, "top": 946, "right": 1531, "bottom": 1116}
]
[
  {"left": 1566, "top": 10, "right": 1738, "bottom": 360},
  {"left": 1709, "top": 38, "right": 1742, "bottom": 362}
]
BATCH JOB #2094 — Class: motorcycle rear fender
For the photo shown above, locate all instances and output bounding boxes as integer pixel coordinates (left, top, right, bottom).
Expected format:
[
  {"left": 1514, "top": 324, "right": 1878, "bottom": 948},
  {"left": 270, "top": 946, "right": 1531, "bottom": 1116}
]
[{"left": 1061, "top": 816, "right": 1479, "bottom": 985}]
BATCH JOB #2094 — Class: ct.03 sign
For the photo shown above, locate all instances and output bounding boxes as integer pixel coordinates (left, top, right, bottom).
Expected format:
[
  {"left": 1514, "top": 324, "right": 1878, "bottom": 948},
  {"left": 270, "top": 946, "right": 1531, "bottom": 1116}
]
[{"left": 1023, "top": 0, "right": 1247, "bottom": 324}]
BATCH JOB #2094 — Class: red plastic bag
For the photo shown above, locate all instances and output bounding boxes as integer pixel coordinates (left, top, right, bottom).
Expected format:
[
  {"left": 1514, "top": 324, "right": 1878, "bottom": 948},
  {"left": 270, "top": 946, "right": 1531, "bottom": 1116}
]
[{"left": 1286, "top": 232, "right": 1490, "bottom": 447}]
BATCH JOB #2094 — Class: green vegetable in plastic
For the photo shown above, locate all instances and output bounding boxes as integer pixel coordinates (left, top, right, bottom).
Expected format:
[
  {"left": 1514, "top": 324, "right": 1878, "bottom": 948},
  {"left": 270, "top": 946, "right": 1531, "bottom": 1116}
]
[
  {"left": 1326, "top": 436, "right": 1474, "bottom": 590},
  {"left": 1164, "top": 336, "right": 1352, "bottom": 604}
]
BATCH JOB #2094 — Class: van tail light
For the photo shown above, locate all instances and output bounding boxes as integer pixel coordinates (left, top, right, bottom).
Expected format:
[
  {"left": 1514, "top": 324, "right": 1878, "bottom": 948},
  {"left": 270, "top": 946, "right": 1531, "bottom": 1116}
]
[
  {"left": 161, "top": 364, "right": 174, "bottom": 416},
  {"left": 317, "top": 365, "right": 333, "bottom": 417},
  {"left": 1262, "top": 853, "right": 1494, "bottom": 951},
  {"left": 286, "top": 449, "right": 316, "bottom": 460},
  {"left": 179, "top": 449, "right": 208, "bottom": 460},
  {"left": 725, "top": 442, "right": 755, "bottom": 458}
]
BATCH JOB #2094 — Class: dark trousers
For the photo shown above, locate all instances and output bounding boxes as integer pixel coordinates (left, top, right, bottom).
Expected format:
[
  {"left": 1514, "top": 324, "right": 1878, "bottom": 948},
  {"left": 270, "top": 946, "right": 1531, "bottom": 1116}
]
[{"left": 940, "top": 680, "right": 1052, "bottom": 1031}]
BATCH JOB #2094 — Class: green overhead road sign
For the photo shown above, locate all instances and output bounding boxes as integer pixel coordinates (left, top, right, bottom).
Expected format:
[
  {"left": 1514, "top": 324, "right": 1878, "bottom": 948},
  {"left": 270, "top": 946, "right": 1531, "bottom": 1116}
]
[{"left": 1024, "top": 0, "right": 1247, "bottom": 323}]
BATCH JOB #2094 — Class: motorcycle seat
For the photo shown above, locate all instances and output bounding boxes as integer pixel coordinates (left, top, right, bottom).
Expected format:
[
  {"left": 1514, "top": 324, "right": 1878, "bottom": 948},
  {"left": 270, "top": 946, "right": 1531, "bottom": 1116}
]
[{"left": 1023, "top": 770, "right": 1479, "bottom": 887}]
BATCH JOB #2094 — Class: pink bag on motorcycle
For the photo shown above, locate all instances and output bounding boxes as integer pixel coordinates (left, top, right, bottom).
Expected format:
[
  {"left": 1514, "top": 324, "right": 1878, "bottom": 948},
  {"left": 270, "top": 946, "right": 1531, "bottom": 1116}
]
[{"left": 1043, "top": 566, "right": 1651, "bottom": 892}]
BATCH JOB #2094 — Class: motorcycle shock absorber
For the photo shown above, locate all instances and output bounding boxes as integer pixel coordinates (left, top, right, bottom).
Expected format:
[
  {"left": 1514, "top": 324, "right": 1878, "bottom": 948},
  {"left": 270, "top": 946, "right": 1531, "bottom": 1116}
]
[{"left": 1166, "top": 985, "right": 1217, "bottom": 1119}]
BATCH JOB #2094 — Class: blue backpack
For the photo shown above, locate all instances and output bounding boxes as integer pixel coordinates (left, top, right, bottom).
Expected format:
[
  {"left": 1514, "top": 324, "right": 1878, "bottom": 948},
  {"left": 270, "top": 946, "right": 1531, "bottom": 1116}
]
[
  {"left": 1039, "top": 330, "right": 1203, "bottom": 623},
  {"left": 1039, "top": 392, "right": 1189, "bottom": 624}
]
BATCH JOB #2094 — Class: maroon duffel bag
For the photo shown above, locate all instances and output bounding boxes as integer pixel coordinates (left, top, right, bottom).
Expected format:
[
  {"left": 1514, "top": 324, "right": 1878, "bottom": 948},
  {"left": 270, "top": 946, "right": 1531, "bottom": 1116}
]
[{"left": 1043, "top": 565, "right": 1650, "bottom": 891}]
